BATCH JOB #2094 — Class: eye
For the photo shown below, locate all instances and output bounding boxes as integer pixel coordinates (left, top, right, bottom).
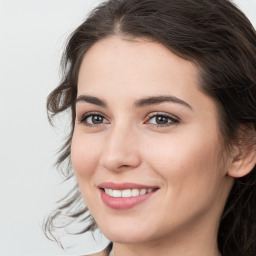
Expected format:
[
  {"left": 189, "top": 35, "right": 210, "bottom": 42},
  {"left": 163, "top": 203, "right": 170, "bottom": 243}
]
[
  {"left": 146, "top": 113, "right": 179, "bottom": 127},
  {"left": 79, "top": 113, "right": 109, "bottom": 126}
]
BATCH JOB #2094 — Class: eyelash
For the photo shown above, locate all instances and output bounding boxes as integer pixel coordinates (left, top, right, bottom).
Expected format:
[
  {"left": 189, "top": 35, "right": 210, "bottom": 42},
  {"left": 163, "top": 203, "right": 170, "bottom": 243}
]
[
  {"left": 79, "top": 112, "right": 109, "bottom": 127},
  {"left": 78, "top": 112, "right": 179, "bottom": 128},
  {"left": 146, "top": 112, "right": 179, "bottom": 127}
]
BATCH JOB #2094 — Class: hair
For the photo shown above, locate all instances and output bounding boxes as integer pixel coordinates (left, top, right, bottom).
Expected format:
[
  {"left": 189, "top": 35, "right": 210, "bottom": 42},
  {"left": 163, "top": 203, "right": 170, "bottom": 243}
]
[{"left": 44, "top": 0, "right": 256, "bottom": 255}]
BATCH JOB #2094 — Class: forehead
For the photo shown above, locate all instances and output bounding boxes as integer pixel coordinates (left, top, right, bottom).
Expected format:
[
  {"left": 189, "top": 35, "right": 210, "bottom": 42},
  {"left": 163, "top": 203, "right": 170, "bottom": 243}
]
[{"left": 78, "top": 36, "right": 200, "bottom": 98}]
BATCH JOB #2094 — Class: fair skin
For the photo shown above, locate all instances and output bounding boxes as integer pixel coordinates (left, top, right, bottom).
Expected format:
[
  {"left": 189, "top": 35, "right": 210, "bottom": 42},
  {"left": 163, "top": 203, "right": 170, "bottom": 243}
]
[{"left": 71, "top": 36, "right": 238, "bottom": 256}]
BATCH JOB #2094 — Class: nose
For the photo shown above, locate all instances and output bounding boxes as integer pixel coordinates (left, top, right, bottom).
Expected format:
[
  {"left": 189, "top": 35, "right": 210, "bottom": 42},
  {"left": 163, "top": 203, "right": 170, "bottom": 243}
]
[{"left": 99, "top": 125, "right": 141, "bottom": 172}]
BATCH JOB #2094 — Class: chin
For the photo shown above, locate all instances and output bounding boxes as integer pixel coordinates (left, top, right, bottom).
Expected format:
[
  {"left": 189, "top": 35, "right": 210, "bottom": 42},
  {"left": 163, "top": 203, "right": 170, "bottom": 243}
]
[
  {"left": 97, "top": 220, "right": 155, "bottom": 244},
  {"left": 104, "top": 231, "right": 150, "bottom": 244}
]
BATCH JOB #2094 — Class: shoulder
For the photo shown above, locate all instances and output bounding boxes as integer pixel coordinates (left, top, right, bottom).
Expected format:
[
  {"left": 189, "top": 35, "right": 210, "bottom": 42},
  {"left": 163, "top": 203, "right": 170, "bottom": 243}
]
[
  {"left": 83, "top": 248, "right": 109, "bottom": 256},
  {"left": 83, "top": 242, "right": 113, "bottom": 256}
]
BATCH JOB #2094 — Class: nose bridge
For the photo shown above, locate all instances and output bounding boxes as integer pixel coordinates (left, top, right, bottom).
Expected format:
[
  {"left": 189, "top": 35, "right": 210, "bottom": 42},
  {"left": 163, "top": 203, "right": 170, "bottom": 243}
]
[{"left": 100, "top": 120, "right": 140, "bottom": 171}]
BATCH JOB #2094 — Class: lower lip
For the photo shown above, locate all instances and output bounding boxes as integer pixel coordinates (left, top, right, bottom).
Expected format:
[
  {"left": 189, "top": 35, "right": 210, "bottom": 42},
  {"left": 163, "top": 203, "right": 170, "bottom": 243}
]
[{"left": 100, "top": 189, "right": 157, "bottom": 210}]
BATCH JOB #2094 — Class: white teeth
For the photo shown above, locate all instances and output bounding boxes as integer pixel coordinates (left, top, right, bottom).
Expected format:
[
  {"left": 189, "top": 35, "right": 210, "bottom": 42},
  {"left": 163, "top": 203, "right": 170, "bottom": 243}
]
[
  {"left": 131, "top": 189, "right": 139, "bottom": 196},
  {"left": 139, "top": 188, "right": 147, "bottom": 195},
  {"left": 104, "top": 188, "right": 155, "bottom": 197},
  {"left": 108, "top": 189, "right": 113, "bottom": 196},
  {"left": 112, "top": 190, "right": 122, "bottom": 197},
  {"left": 122, "top": 189, "right": 132, "bottom": 197}
]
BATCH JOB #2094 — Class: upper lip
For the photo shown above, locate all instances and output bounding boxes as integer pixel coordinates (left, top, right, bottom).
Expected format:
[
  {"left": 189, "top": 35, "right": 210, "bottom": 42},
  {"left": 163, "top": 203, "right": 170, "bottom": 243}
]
[{"left": 98, "top": 182, "right": 159, "bottom": 190}]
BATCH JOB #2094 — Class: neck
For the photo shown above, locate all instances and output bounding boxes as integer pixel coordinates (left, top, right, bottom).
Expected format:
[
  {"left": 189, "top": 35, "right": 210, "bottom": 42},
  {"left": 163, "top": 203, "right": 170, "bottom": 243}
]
[
  {"left": 109, "top": 216, "right": 221, "bottom": 256},
  {"left": 110, "top": 238, "right": 220, "bottom": 256}
]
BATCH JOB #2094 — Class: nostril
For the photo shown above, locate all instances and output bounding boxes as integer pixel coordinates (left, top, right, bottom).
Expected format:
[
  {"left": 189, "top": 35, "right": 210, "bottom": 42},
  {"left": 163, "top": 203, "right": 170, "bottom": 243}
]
[{"left": 119, "top": 165, "right": 130, "bottom": 168}]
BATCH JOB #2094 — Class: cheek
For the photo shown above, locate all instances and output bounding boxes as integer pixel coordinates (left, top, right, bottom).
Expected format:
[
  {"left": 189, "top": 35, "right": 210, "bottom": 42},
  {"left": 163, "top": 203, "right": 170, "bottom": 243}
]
[
  {"left": 71, "top": 131, "right": 102, "bottom": 180},
  {"left": 70, "top": 132, "right": 104, "bottom": 211},
  {"left": 141, "top": 131, "right": 224, "bottom": 230},
  {"left": 144, "top": 126, "right": 223, "bottom": 198},
  {"left": 147, "top": 135, "right": 219, "bottom": 173}
]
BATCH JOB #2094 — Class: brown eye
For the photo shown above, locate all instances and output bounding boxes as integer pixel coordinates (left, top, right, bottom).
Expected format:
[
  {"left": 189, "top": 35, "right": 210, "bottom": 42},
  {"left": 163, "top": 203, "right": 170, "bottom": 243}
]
[
  {"left": 155, "top": 115, "right": 169, "bottom": 124},
  {"left": 147, "top": 114, "right": 179, "bottom": 126},
  {"left": 90, "top": 115, "right": 104, "bottom": 124},
  {"left": 80, "top": 114, "right": 108, "bottom": 126}
]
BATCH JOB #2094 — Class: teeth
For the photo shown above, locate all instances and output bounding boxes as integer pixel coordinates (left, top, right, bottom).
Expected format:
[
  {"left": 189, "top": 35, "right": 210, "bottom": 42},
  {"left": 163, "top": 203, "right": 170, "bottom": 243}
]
[
  {"left": 105, "top": 188, "right": 113, "bottom": 196},
  {"left": 122, "top": 189, "right": 131, "bottom": 198},
  {"left": 112, "top": 190, "right": 122, "bottom": 197},
  {"left": 140, "top": 188, "right": 147, "bottom": 195},
  {"left": 104, "top": 188, "right": 155, "bottom": 198},
  {"left": 131, "top": 189, "right": 139, "bottom": 197}
]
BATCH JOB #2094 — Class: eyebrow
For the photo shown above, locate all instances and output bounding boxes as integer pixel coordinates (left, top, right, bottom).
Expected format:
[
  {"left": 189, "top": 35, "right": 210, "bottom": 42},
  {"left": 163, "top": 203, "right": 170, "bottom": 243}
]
[
  {"left": 76, "top": 94, "right": 192, "bottom": 110},
  {"left": 76, "top": 95, "right": 107, "bottom": 107},
  {"left": 134, "top": 96, "right": 192, "bottom": 110}
]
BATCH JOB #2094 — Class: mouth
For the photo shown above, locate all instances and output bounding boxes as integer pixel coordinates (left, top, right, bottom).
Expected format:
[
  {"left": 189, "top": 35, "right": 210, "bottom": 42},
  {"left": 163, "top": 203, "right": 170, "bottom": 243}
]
[
  {"left": 101, "top": 187, "right": 157, "bottom": 198},
  {"left": 98, "top": 182, "right": 159, "bottom": 210}
]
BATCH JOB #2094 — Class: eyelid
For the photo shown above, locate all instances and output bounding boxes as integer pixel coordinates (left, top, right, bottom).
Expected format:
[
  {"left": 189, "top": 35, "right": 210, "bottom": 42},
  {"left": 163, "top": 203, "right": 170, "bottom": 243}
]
[
  {"left": 145, "top": 112, "right": 180, "bottom": 126},
  {"left": 78, "top": 111, "right": 110, "bottom": 125}
]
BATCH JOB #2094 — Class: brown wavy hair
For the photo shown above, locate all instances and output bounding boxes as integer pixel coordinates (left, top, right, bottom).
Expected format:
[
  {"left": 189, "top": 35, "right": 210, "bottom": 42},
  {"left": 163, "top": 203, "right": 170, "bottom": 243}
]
[{"left": 44, "top": 0, "right": 256, "bottom": 255}]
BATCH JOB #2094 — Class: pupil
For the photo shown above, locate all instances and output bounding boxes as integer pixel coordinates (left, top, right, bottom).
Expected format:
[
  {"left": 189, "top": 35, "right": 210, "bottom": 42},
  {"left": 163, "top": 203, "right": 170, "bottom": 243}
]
[
  {"left": 156, "top": 116, "right": 168, "bottom": 124},
  {"left": 92, "top": 115, "right": 103, "bottom": 124}
]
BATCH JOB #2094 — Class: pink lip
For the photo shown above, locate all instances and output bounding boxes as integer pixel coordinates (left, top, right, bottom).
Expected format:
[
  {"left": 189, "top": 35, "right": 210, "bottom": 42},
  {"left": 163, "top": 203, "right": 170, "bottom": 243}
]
[{"left": 98, "top": 182, "right": 159, "bottom": 210}]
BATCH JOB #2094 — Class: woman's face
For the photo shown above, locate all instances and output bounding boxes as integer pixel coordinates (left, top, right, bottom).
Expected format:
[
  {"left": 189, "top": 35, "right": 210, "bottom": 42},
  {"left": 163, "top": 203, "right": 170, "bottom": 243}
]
[{"left": 71, "top": 36, "right": 234, "bottom": 244}]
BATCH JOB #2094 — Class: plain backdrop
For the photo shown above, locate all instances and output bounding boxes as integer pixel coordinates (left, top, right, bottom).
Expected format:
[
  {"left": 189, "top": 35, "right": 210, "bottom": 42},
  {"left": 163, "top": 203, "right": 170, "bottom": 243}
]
[{"left": 0, "top": 0, "right": 255, "bottom": 255}]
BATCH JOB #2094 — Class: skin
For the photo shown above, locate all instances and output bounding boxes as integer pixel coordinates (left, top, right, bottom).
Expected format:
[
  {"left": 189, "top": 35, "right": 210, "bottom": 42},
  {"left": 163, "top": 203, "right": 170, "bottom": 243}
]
[{"left": 71, "top": 36, "right": 235, "bottom": 256}]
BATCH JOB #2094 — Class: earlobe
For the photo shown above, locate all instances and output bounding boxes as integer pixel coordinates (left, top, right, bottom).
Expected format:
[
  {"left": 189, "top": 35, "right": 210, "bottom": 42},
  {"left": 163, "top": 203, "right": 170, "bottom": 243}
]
[{"left": 227, "top": 141, "right": 256, "bottom": 178}]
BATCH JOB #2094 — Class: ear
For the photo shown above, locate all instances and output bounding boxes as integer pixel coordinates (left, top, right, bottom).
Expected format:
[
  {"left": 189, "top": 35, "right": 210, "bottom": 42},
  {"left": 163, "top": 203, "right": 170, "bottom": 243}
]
[{"left": 227, "top": 128, "right": 256, "bottom": 178}]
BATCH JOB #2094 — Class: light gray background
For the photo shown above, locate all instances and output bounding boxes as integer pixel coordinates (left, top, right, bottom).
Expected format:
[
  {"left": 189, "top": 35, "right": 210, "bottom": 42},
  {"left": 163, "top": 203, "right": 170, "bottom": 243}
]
[{"left": 0, "top": 0, "right": 255, "bottom": 255}]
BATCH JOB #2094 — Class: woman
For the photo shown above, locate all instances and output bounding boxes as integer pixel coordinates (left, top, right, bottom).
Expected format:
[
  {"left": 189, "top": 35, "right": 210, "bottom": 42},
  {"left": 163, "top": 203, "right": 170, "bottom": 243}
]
[{"left": 45, "top": 0, "right": 256, "bottom": 255}]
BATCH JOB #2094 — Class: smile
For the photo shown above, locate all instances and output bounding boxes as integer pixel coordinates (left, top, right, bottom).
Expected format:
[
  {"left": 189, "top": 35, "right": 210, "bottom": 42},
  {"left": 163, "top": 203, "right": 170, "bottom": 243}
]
[
  {"left": 98, "top": 182, "right": 159, "bottom": 210},
  {"left": 103, "top": 188, "right": 155, "bottom": 198}
]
